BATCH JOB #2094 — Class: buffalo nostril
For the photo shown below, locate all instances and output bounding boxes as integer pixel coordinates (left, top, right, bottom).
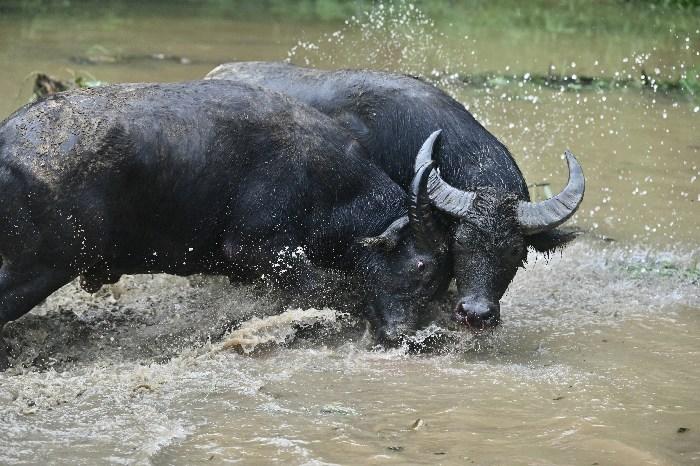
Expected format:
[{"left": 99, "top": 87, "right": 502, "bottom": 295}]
[{"left": 486, "top": 303, "right": 500, "bottom": 321}]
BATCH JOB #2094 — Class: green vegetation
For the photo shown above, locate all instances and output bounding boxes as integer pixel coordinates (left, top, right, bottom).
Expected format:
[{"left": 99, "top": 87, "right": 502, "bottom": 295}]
[
  {"left": 7, "top": 0, "right": 699, "bottom": 105},
  {"left": 445, "top": 0, "right": 700, "bottom": 37},
  {"left": 31, "top": 72, "right": 104, "bottom": 101},
  {"left": 1, "top": 0, "right": 698, "bottom": 36},
  {"left": 448, "top": 67, "right": 700, "bottom": 101},
  {"left": 32, "top": 67, "right": 698, "bottom": 102},
  {"left": 623, "top": 259, "right": 700, "bottom": 282}
]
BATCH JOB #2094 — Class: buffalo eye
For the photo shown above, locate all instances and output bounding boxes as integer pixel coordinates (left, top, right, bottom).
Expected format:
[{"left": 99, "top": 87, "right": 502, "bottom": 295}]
[{"left": 417, "top": 260, "right": 425, "bottom": 272}]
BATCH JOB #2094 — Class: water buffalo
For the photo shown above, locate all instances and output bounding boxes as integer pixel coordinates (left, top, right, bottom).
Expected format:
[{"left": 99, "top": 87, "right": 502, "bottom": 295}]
[
  {"left": 0, "top": 80, "right": 452, "bottom": 368},
  {"left": 206, "top": 62, "right": 585, "bottom": 330}
]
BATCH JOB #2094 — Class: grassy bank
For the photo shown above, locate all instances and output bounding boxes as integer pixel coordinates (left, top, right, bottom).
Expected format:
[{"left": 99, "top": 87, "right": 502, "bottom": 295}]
[{"left": 1, "top": 0, "right": 698, "bottom": 36}]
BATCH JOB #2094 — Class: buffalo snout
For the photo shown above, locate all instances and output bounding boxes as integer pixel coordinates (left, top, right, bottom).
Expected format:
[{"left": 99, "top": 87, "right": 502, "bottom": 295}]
[{"left": 454, "top": 298, "right": 500, "bottom": 330}]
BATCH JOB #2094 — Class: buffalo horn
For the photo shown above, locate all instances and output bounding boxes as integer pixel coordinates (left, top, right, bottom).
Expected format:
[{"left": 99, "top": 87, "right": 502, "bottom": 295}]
[
  {"left": 516, "top": 150, "right": 585, "bottom": 234},
  {"left": 415, "top": 130, "right": 476, "bottom": 217},
  {"left": 410, "top": 160, "right": 443, "bottom": 251}
]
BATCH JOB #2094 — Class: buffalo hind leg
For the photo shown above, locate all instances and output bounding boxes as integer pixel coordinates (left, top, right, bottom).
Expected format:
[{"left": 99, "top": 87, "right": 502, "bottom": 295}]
[{"left": 0, "top": 265, "right": 74, "bottom": 370}]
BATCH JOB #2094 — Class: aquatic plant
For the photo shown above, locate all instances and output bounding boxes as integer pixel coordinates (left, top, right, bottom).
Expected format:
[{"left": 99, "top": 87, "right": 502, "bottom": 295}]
[
  {"left": 447, "top": 68, "right": 700, "bottom": 101},
  {"left": 30, "top": 72, "right": 105, "bottom": 100}
]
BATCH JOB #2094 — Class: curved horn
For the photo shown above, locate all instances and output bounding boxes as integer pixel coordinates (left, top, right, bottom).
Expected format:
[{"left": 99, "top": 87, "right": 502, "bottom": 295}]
[
  {"left": 415, "top": 130, "right": 476, "bottom": 218},
  {"left": 410, "top": 160, "right": 443, "bottom": 251},
  {"left": 517, "top": 151, "right": 585, "bottom": 235}
]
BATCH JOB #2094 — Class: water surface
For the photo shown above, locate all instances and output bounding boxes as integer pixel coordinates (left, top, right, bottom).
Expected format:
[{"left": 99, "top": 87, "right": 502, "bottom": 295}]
[{"left": 0, "top": 1, "right": 698, "bottom": 464}]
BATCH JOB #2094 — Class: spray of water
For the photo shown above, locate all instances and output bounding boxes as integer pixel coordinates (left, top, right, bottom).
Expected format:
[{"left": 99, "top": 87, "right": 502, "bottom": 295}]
[
  {"left": 288, "top": 0, "right": 699, "bottom": 246},
  {"left": 287, "top": 0, "right": 461, "bottom": 89}
]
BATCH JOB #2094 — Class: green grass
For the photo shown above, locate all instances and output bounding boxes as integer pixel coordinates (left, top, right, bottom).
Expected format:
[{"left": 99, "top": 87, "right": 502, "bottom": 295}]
[{"left": 1, "top": 0, "right": 698, "bottom": 36}]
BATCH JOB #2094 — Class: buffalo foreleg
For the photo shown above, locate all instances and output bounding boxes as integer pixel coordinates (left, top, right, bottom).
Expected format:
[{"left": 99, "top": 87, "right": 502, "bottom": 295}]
[{"left": 0, "top": 264, "right": 74, "bottom": 370}]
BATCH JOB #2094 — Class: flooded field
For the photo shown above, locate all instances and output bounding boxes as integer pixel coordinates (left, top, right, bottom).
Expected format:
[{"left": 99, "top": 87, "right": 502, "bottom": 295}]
[{"left": 0, "top": 1, "right": 698, "bottom": 464}]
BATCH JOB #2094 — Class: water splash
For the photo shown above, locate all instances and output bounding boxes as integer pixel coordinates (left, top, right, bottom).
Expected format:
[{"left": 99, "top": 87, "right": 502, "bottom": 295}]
[
  {"left": 287, "top": 1, "right": 699, "bottom": 246},
  {"left": 219, "top": 307, "right": 341, "bottom": 354},
  {"left": 287, "top": 0, "right": 458, "bottom": 89}
]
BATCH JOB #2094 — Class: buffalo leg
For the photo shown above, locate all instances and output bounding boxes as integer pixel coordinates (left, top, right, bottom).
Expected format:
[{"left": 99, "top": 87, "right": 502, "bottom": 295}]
[{"left": 0, "top": 265, "right": 74, "bottom": 370}]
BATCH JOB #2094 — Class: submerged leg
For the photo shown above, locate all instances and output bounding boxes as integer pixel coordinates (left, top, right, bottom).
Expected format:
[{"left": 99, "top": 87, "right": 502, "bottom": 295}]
[{"left": 0, "top": 265, "right": 74, "bottom": 370}]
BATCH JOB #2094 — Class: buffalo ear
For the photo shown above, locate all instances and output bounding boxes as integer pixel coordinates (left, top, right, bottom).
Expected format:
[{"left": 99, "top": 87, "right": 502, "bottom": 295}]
[
  {"left": 360, "top": 216, "right": 409, "bottom": 252},
  {"left": 526, "top": 228, "right": 580, "bottom": 254}
]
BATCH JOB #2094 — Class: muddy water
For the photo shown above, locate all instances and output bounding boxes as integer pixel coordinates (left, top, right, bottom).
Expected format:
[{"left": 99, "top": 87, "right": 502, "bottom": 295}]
[{"left": 0, "top": 1, "right": 699, "bottom": 465}]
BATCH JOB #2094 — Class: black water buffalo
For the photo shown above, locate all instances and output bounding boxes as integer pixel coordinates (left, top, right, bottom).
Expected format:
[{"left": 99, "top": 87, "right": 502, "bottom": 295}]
[
  {"left": 0, "top": 80, "right": 453, "bottom": 367},
  {"left": 206, "top": 62, "right": 585, "bottom": 329}
]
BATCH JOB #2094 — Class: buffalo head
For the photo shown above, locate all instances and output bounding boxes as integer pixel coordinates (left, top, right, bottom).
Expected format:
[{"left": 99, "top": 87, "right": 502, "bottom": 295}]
[
  {"left": 415, "top": 130, "right": 585, "bottom": 330},
  {"left": 355, "top": 139, "right": 453, "bottom": 343}
]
